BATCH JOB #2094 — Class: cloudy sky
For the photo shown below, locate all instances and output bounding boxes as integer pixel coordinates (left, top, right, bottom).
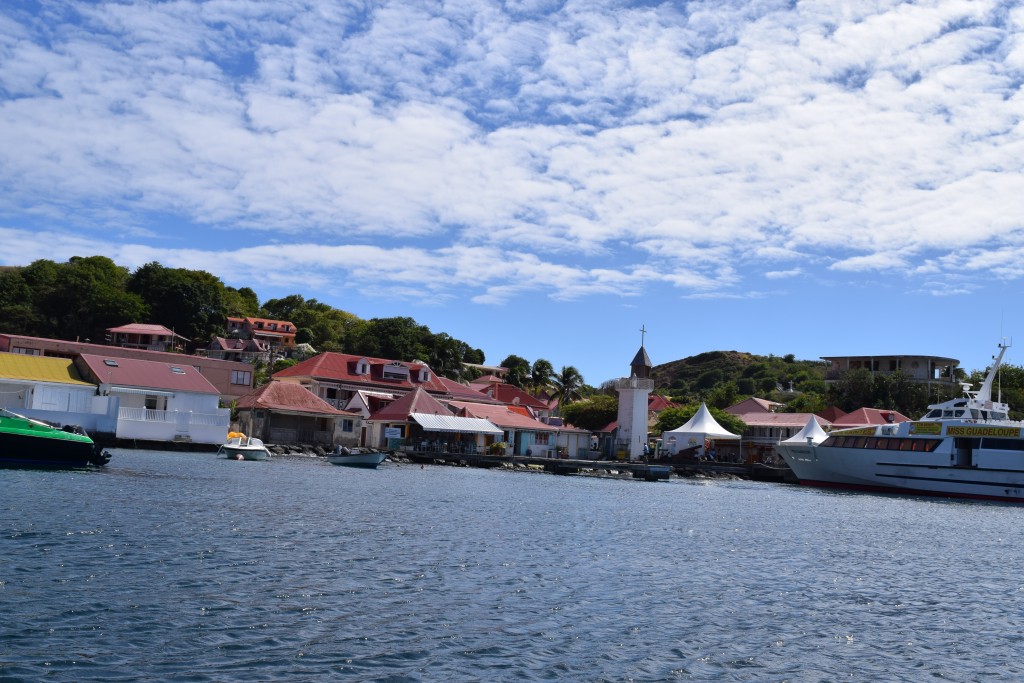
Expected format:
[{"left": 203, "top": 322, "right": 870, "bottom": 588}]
[{"left": 2, "top": 0, "right": 1023, "bottom": 384}]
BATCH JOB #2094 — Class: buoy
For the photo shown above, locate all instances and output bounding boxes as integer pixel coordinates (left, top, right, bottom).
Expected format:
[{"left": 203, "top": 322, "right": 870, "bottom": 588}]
[{"left": 235, "top": 454, "right": 244, "bottom": 460}]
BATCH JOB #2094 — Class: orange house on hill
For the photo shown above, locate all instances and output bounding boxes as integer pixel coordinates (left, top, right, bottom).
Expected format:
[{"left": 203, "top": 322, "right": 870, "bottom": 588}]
[{"left": 226, "top": 317, "right": 297, "bottom": 349}]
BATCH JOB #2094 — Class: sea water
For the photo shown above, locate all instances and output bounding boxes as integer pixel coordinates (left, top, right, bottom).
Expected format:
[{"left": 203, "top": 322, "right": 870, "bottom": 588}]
[{"left": 2, "top": 449, "right": 1023, "bottom": 681}]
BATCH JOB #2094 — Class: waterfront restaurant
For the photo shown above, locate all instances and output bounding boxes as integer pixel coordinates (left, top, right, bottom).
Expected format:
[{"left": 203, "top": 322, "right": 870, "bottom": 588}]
[{"left": 363, "top": 387, "right": 502, "bottom": 453}]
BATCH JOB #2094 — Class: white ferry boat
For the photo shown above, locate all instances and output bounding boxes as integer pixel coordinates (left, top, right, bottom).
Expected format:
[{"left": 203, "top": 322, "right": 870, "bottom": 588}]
[{"left": 778, "top": 342, "right": 1024, "bottom": 502}]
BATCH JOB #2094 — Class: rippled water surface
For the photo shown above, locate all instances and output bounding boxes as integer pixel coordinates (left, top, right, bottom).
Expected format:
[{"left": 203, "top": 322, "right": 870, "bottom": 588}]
[{"left": 3, "top": 449, "right": 1024, "bottom": 681}]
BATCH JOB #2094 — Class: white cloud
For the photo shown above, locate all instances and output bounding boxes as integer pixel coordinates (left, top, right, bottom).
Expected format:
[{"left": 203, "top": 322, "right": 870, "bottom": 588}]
[{"left": 1, "top": 0, "right": 1023, "bottom": 306}]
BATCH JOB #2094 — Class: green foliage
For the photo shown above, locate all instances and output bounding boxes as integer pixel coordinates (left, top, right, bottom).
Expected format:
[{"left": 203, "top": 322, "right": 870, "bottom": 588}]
[
  {"left": 550, "top": 365, "right": 585, "bottom": 407},
  {"left": 500, "top": 355, "right": 531, "bottom": 388},
  {"left": 127, "top": 262, "right": 226, "bottom": 344},
  {"left": 560, "top": 394, "right": 618, "bottom": 431},
  {"left": 224, "top": 286, "right": 260, "bottom": 317},
  {"left": 531, "top": 359, "right": 554, "bottom": 394}
]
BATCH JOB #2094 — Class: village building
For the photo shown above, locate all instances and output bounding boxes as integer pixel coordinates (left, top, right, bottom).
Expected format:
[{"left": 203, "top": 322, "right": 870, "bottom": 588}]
[
  {"left": 234, "top": 380, "right": 358, "bottom": 447},
  {"left": 106, "top": 323, "right": 189, "bottom": 353},
  {"left": 448, "top": 400, "right": 590, "bottom": 458},
  {"left": 0, "top": 333, "right": 255, "bottom": 401},
  {"left": 468, "top": 376, "right": 551, "bottom": 420},
  {"left": 821, "top": 354, "right": 959, "bottom": 386},
  {"left": 203, "top": 336, "right": 273, "bottom": 364},
  {"left": 272, "top": 352, "right": 453, "bottom": 409},
  {"left": 0, "top": 353, "right": 116, "bottom": 436},
  {"left": 226, "top": 316, "right": 297, "bottom": 350},
  {"left": 364, "top": 387, "right": 502, "bottom": 453},
  {"left": 75, "top": 353, "right": 230, "bottom": 445}
]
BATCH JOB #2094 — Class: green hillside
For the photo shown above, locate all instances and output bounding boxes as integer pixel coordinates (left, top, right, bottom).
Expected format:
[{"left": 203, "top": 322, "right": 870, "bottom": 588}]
[{"left": 652, "top": 350, "right": 826, "bottom": 398}]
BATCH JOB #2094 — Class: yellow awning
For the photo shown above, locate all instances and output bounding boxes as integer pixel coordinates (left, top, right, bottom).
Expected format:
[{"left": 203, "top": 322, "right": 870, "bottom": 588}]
[{"left": 0, "top": 354, "right": 94, "bottom": 386}]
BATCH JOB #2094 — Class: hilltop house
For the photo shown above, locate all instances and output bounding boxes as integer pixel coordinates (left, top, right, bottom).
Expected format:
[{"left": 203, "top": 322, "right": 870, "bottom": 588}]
[
  {"left": 226, "top": 316, "right": 297, "bottom": 350},
  {"left": 106, "top": 323, "right": 188, "bottom": 353},
  {"left": 821, "top": 354, "right": 959, "bottom": 386}
]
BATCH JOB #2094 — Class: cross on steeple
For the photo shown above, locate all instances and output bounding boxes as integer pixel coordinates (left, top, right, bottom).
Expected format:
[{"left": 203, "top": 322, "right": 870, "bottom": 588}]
[{"left": 640, "top": 324, "right": 647, "bottom": 348}]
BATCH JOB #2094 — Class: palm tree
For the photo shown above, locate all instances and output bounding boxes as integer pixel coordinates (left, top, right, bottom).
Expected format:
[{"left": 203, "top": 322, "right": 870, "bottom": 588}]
[
  {"left": 531, "top": 359, "right": 554, "bottom": 395},
  {"left": 551, "top": 365, "right": 585, "bottom": 409}
]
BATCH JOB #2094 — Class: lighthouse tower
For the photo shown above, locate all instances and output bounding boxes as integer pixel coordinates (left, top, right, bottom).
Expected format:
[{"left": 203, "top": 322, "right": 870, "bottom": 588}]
[{"left": 615, "top": 328, "right": 654, "bottom": 461}]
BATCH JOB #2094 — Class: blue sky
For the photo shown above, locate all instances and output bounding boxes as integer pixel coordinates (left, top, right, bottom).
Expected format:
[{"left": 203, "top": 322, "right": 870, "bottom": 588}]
[{"left": 2, "top": 0, "right": 1023, "bottom": 386}]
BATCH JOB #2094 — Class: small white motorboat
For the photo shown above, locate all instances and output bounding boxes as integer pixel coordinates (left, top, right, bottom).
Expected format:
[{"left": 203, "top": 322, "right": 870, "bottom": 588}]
[
  {"left": 327, "top": 446, "right": 387, "bottom": 469},
  {"left": 218, "top": 433, "right": 271, "bottom": 461}
]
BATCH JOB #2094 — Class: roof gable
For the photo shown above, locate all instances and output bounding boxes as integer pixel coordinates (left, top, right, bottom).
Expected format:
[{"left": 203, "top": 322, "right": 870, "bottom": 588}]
[
  {"left": 369, "top": 387, "right": 451, "bottom": 421},
  {"left": 236, "top": 381, "right": 348, "bottom": 415}
]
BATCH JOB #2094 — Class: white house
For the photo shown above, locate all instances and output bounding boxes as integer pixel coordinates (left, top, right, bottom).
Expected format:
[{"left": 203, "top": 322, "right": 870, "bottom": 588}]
[{"left": 75, "top": 354, "right": 229, "bottom": 445}]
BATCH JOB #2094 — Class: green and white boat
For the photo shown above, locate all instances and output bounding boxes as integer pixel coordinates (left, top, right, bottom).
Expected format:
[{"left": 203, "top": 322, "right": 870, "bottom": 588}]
[{"left": 0, "top": 408, "right": 110, "bottom": 468}]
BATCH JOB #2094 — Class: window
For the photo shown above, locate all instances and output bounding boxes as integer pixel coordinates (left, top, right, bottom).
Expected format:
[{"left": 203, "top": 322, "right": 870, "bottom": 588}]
[
  {"left": 342, "top": 419, "right": 354, "bottom": 433},
  {"left": 382, "top": 362, "right": 410, "bottom": 381},
  {"left": 11, "top": 346, "right": 41, "bottom": 355},
  {"left": 535, "top": 433, "right": 550, "bottom": 445},
  {"left": 231, "top": 370, "right": 252, "bottom": 385},
  {"left": 104, "top": 359, "right": 119, "bottom": 367}
]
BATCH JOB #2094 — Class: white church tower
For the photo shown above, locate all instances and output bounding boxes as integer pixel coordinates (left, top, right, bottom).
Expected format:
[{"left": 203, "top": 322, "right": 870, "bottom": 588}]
[{"left": 614, "top": 327, "right": 654, "bottom": 461}]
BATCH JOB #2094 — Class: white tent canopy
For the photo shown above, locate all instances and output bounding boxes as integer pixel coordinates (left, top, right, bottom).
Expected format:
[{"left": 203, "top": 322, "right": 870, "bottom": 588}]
[
  {"left": 661, "top": 402, "right": 740, "bottom": 455},
  {"left": 782, "top": 416, "right": 829, "bottom": 445}
]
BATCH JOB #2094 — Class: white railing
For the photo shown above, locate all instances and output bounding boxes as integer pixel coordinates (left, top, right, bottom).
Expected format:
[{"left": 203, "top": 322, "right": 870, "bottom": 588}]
[{"left": 118, "top": 407, "right": 229, "bottom": 427}]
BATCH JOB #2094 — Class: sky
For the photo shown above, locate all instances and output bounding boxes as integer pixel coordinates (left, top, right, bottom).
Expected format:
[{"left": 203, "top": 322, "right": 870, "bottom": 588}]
[{"left": 1, "top": 0, "right": 1023, "bottom": 386}]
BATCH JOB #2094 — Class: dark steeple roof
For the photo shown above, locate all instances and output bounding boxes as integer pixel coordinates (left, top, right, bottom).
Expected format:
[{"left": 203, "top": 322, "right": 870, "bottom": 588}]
[{"left": 630, "top": 346, "right": 652, "bottom": 379}]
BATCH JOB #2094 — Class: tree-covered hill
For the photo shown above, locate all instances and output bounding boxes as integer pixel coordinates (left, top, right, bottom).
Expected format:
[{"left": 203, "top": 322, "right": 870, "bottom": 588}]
[{"left": 652, "top": 350, "right": 826, "bottom": 399}]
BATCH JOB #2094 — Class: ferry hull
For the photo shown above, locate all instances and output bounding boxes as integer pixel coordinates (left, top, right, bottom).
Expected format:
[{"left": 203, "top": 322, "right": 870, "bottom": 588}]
[
  {"left": 0, "top": 430, "right": 100, "bottom": 469},
  {"left": 779, "top": 443, "right": 1024, "bottom": 503}
]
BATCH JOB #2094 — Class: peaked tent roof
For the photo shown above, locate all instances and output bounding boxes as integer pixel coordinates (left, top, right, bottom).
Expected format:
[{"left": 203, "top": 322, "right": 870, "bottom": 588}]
[
  {"left": 782, "top": 416, "right": 830, "bottom": 445},
  {"left": 236, "top": 381, "right": 350, "bottom": 416},
  {"left": 368, "top": 386, "right": 451, "bottom": 421},
  {"left": 662, "top": 402, "right": 740, "bottom": 439}
]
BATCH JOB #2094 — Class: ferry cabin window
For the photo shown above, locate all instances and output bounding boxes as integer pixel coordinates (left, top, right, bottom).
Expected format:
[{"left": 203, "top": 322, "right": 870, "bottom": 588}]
[
  {"left": 924, "top": 410, "right": 942, "bottom": 418},
  {"left": 981, "top": 438, "right": 1024, "bottom": 451}
]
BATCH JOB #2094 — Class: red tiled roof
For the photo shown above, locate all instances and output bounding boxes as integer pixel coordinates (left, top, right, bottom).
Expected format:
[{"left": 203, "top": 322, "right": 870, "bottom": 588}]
[
  {"left": 726, "top": 397, "right": 784, "bottom": 414},
  {"left": 648, "top": 394, "right": 678, "bottom": 412},
  {"left": 274, "top": 352, "right": 449, "bottom": 393},
  {"left": 470, "top": 374, "right": 505, "bottom": 385},
  {"left": 107, "top": 325, "right": 183, "bottom": 337},
  {"left": 816, "top": 406, "right": 848, "bottom": 422},
  {"left": 474, "top": 382, "right": 548, "bottom": 409},
  {"left": 368, "top": 387, "right": 451, "bottom": 421},
  {"left": 733, "top": 412, "right": 829, "bottom": 428},
  {"left": 434, "top": 376, "right": 497, "bottom": 403},
  {"left": 77, "top": 353, "right": 218, "bottom": 394},
  {"left": 831, "top": 407, "right": 910, "bottom": 426},
  {"left": 449, "top": 400, "right": 562, "bottom": 431},
  {"left": 236, "top": 381, "right": 350, "bottom": 415}
]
